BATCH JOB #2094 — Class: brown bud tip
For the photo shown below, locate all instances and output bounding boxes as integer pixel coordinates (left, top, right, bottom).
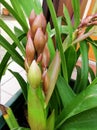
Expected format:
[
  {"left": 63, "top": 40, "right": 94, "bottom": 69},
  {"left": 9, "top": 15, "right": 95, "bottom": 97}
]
[
  {"left": 24, "top": 58, "right": 29, "bottom": 72},
  {"left": 40, "top": 13, "right": 47, "bottom": 33},
  {"left": 42, "top": 44, "right": 50, "bottom": 70},
  {"left": 37, "top": 53, "right": 43, "bottom": 63},
  {"left": 29, "top": 10, "right": 36, "bottom": 27},
  {"left": 34, "top": 28, "right": 46, "bottom": 55},
  {"left": 26, "top": 35, "right": 35, "bottom": 65},
  {"left": 0, "top": 104, "right": 7, "bottom": 115},
  {"left": 31, "top": 14, "right": 42, "bottom": 36},
  {"left": 42, "top": 70, "right": 49, "bottom": 94}
]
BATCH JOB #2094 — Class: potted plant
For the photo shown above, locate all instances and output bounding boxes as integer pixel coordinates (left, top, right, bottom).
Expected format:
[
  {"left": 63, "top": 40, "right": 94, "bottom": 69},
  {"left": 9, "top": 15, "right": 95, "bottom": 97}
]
[{"left": 0, "top": 0, "right": 97, "bottom": 129}]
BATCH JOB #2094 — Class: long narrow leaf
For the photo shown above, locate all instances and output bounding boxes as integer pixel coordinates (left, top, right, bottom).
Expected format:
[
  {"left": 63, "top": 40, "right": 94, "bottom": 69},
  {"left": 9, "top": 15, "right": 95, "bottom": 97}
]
[
  {"left": 57, "top": 75, "right": 76, "bottom": 108},
  {"left": 46, "top": 0, "right": 68, "bottom": 82},
  {"left": 10, "top": 0, "right": 28, "bottom": 27},
  {"left": 0, "top": 35, "right": 24, "bottom": 68},
  {"left": 8, "top": 69, "right": 27, "bottom": 101},
  {"left": 18, "top": 0, "right": 42, "bottom": 16},
  {"left": 0, "top": 19, "right": 25, "bottom": 56},
  {"left": 0, "top": 33, "right": 26, "bottom": 80},
  {"left": 47, "top": 23, "right": 55, "bottom": 61},
  {"left": 63, "top": 5, "right": 73, "bottom": 44},
  {"left": 72, "top": 0, "right": 80, "bottom": 29},
  {"left": 76, "top": 40, "right": 89, "bottom": 93},
  {"left": 65, "top": 46, "right": 77, "bottom": 81},
  {"left": 0, "top": 0, "right": 28, "bottom": 32}
]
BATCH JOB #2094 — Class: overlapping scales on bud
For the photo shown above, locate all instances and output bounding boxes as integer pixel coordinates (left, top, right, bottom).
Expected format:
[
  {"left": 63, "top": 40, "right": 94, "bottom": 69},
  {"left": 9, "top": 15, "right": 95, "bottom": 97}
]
[{"left": 25, "top": 10, "right": 50, "bottom": 93}]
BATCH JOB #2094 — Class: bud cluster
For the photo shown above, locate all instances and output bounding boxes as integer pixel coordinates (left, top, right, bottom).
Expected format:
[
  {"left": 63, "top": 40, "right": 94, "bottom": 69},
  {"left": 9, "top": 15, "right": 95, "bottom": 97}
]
[{"left": 25, "top": 10, "right": 50, "bottom": 93}]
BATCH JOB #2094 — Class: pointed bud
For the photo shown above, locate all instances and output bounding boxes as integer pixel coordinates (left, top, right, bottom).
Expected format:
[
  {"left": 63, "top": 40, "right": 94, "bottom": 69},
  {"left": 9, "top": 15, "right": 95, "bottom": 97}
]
[
  {"left": 42, "top": 44, "right": 50, "bottom": 70},
  {"left": 37, "top": 53, "right": 43, "bottom": 63},
  {"left": 24, "top": 57, "right": 29, "bottom": 72},
  {"left": 44, "top": 32, "right": 48, "bottom": 43},
  {"left": 40, "top": 13, "right": 47, "bottom": 33},
  {"left": 28, "top": 60, "right": 42, "bottom": 88},
  {"left": 29, "top": 10, "right": 36, "bottom": 27},
  {"left": 27, "top": 29, "right": 34, "bottom": 40},
  {"left": 42, "top": 70, "right": 49, "bottom": 94},
  {"left": 34, "top": 28, "right": 46, "bottom": 55},
  {"left": 31, "top": 14, "right": 42, "bottom": 36},
  {"left": 26, "top": 35, "right": 35, "bottom": 65}
]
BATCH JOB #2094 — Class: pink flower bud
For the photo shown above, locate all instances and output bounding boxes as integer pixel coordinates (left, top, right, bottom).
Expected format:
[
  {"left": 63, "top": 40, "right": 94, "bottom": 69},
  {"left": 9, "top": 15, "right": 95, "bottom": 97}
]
[
  {"left": 29, "top": 10, "right": 36, "bottom": 27},
  {"left": 24, "top": 57, "right": 29, "bottom": 72},
  {"left": 42, "top": 44, "right": 50, "bottom": 70},
  {"left": 40, "top": 13, "right": 47, "bottom": 33},
  {"left": 34, "top": 28, "right": 46, "bottom": 55},
  {"left": 26, "top": 35, "right": 35, "bottom": 65},
  {"left": 31, "top": 14, "right": 42, "bottom": 36},
  {"left": 42, "top": 70, "right": 49, "bottom": 94},
  {"left": 28, "top": 60, "right": 42, "bottom": 88}
]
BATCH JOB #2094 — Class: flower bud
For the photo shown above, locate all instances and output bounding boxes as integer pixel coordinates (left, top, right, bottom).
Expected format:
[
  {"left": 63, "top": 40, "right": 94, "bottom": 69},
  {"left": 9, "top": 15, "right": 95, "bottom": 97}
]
[
  {"left": 42, "top": 44, "right": 50, "bottom": 70},
  {"left": 34, "top": 28, "right": 46, "bottom": 55},
  {"left": 24, "top": 57, "right": 29, "bottom": 72},
  {"left": 26, "top": 35, "right": 35, "bottom": 65},
  {"left": 42, "top": 70, "right": 49, "bottom": 94},
  {"left": 29, "top": 10, "right": 36, "bottom": 27},
  {"left": 28, "top": 60, "right": 42, "bottom": 88},
  {"left": 40, "top": 13, "right": 47, "bottom": 33},
  {"left": 27, "top": 29, "right": 34, "bottom": 40},
  {"left": 31, "top": 14, "right": 42, "bottom": 36}
]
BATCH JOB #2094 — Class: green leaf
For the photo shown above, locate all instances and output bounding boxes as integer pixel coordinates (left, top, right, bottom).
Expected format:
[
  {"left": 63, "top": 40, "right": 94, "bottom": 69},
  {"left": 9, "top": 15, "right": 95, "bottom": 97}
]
[
  {"left": 90, "top": 40, "right": 97, "bottom": 76},
  {"left": 56, "top": 78, "right": 97, "bottom": 129},
  {"left": 18, "top": 0, "right": 42, "bottom": 16},
  {"left": 72, "top": 0, "right": 80, "bottom": 29},
  {"left": 65, "top": 46, "right": 77, "bottom": 81},
  {"left": 47, "top": 23, "right": 55, "bottom": 61},
  {"left": 10, "top": 0, "right": 28, "bottom": 27},
  {"left": 73, "top": 65, "right": 81, "bottom": 92},
  {"left": 2, "top": 107, "right": 19, "bottom": 129},
  {"left": 76, "top": 40, "right": 89, "bottom": 93},
  {"left": 89, "top": 66, "right": 96, "bottom": 81},
  {"left": 0, "top": 35, "right": 24, "bottom": 68},
  {"left": 47, "top": 110, "right": 55, "bottom": 130},
  {"left": 0, "top": 0, "right": 28, "bottom": 32},
  {"left": 8, "top": 69, "right": 27, "bottom": 101},
  {"left": 50, "top": 25, "right": 69, "bottom": 38},
  {"left": 57, "top": 75, "right": 76, "bottom": 108},
  {"left": 0, "top": 33, "right": 26, "bottom": 80},
  {"left": 45, "top": 51, "right": 61, "bottom": 106},
  {"left": 46, "top": 0, "right": 68, "bottom": 82},
  {"left": 14, "top": 27, "right": 27, "bottom": 48},
  {"left": 60, "top": 107, "right": 97, "bottom": 130},
  {"left": 0, "top": 19, "right": 25, "bottom": 56},
  {"left": 63, "top": 4, "right": 73, "bottom": 44}
]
